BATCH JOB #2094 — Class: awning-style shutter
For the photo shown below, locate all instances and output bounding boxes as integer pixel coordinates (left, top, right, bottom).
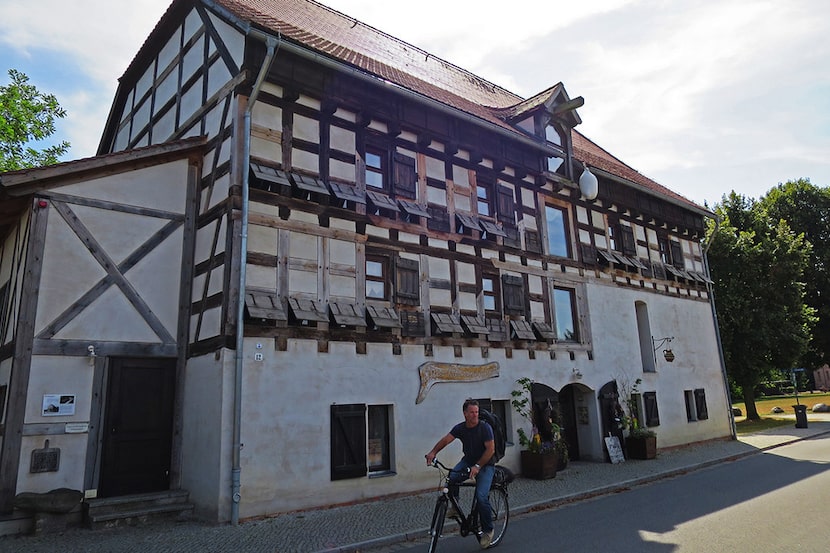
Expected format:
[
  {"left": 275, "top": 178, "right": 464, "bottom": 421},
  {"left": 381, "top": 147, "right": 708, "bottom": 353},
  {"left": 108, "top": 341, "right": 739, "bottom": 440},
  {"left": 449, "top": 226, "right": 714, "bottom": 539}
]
[
  {"left": 510, "top": 320, "right": 536, "bottom": 340},
  {"left": 292, "top": 172, "right": 330, "bottom": 195},
  {"left": 461, "top": 315, "right": 490, "bottom": 335},
  {"left": 331, "top": 404, "right": 367, "bottom": 480},
  {"left": 431, "top": 312, "right": 464, "bottom": 334},
  {"left": 366, "top": 190, "right": 401, "bottom": 212},
  {"left": 398, "top": 199, "right": 432, "bottom": 218},
  {"left": 532, "top": 321, "right": 556, "bottom": 340},
  {"left": 400, "top": 311, "right": 425, "bottom": 336},
  {"left": 288, "top": 297, "right": 329, "bottom": 323},
  {"left": 366, "top": 304, "right": 402, "bottom": 329},
  {"left": 580, "top": 244, "right": 598, "bottom": 266},
  {"left": 250, "top": 162, "right": 291, "bottom": 192},
  {"left": 329, "top": 181, "right": 366, "bottom": 204},
  {"left": 456, "top": 213, "right": 481, "bottom": 234},
  {"left": 245, "top": 291, "right": 287, "bottom": 321},
  {"left": 486, "top": 317, "right": 508, "bottom": 341},
  {"left": 427, "top": 206, "right": 451, "bottom": 232},
  {"left": 329, "top": 302, "right": 366, "bottom": 327},
  {"left": 480, "top": 219, "right": 507, "bottom": 238}
]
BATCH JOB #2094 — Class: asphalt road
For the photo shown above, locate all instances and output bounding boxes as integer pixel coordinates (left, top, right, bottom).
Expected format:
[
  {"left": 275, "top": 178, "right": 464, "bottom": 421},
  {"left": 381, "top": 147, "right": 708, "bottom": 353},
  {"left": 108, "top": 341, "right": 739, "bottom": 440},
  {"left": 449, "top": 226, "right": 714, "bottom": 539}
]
[{"left": 378, "top": 434, "right": 830, "bottom": 553}]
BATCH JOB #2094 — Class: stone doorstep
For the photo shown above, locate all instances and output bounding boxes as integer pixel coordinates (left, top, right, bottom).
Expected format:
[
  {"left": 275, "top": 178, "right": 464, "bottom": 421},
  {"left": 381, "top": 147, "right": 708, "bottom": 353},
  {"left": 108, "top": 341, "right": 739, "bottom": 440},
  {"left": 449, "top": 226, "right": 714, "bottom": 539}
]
[
  {"left": 84, "top": 490, "right": 194, "bottom": 530},
  {"left": 0, "top": 510, "right": 34, "bottom": 537}
]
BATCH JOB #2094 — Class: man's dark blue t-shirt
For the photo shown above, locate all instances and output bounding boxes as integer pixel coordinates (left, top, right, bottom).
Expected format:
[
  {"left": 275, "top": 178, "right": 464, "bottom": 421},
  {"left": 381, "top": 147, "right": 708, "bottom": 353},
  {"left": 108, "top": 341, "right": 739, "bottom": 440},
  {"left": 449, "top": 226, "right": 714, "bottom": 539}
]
[{"left": 450, "top": 421, "right": 495, "bottom": 466}]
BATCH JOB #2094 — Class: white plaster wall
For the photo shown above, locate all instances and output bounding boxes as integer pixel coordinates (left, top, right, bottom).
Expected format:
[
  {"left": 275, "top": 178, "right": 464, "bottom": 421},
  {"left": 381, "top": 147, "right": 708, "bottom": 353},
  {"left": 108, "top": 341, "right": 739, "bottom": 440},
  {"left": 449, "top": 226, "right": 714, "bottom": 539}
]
[
  {"left": 586, "top": 281, "right": 732, "bottom": 447},
  {"left": 180, "top": 351, "right": 233, "bottom": 522},
  {"left": 234, "top": 338, "right": 609, "bottom": 518}
]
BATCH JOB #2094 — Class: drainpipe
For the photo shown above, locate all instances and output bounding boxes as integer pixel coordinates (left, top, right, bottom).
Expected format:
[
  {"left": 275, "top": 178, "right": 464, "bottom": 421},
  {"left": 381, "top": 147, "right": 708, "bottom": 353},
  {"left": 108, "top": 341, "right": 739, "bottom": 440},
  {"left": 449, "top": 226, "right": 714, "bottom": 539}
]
[
  {"left": 232, "top": 34, "right": 280, "bottom": 526},
  {"left": 703, "top": 215, "right": 737, "bottom": 439}
]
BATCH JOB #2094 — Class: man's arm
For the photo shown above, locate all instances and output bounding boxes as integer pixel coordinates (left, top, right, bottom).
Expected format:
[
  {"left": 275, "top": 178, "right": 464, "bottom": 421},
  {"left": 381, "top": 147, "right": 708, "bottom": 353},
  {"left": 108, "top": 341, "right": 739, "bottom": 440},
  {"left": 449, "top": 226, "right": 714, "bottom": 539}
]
[
  {"left": 470, "top": 439, "right": 495, "bottom": 478},
  {"left": 425, "top": 433, "right": 455, "bottom": 465}
]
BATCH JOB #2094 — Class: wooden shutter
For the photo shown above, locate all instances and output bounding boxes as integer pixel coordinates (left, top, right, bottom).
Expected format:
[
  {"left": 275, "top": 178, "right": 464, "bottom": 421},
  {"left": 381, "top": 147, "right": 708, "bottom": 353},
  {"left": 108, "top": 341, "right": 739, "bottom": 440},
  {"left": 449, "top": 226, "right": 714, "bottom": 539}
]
[
  {"left": 501, "top": 275, "right": 525, "bottom": 315},
  {"left": 643, "top": 392, "right": 660, "bottom": 427},
  {"left": 620, "top": 226, "right": 636, "bottom": 256},
  {"left": 525, "top": 230, "right": 541, "bottom": 254},
  {"left": 330, "top": 404, "right": 367, "bottom": 480},
  {"left": 580, "top": 244, "right": 597, "bottom": 266},
  {"left": 395, "top": 258, "right": 420, "bottom": 305},
  {"left": 427, "top": 205, "right": 450, "bottom": 232},
  {"left": 670, "top": 240, "right": 685, "bottom": 269},
  {"left": 496, "top": 185, "right": 515, "bottom": 224},
  {"left": 694, "top": 389, "right": 709, "bottom": 420},
  {"left": 392, "top": 153, "right": 417, "bottom": 199}
]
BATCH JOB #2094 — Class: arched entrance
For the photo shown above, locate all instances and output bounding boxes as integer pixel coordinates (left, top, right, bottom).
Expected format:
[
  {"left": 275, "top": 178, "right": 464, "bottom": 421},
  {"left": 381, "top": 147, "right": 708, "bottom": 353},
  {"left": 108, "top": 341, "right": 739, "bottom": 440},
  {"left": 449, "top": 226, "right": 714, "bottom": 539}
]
[{"left": 528, "top": 382, "right": 595, "bottom": 462}]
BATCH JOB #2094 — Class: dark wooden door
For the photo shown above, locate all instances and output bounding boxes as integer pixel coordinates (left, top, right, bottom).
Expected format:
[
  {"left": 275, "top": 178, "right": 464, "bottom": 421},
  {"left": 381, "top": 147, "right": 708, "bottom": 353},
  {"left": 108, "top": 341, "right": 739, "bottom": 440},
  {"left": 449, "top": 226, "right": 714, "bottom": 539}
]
[
  {"left": 99, "top": 358, "right": 175, "bottom": 497},
  {"left": 558, "top": 385, "right": 580, "bottom": 461}
]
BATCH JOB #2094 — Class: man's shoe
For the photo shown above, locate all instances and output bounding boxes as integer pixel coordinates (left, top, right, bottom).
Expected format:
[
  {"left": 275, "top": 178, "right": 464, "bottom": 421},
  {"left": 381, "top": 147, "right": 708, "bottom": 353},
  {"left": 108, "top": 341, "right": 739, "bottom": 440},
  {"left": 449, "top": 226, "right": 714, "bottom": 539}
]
[{"left": 479, "top": 530, "right": 494, "bottom": 549}]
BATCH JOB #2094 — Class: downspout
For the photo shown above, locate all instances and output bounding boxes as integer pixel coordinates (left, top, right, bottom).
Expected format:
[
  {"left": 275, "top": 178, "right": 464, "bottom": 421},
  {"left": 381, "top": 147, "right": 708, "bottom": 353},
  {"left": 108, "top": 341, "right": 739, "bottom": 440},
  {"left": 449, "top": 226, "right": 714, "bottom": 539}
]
[
  {"left": 232, "top": 34, "right": 280, "bottom": 526},
  {"left": 702, "top": 215, "right": 737, "bottom": 439}
]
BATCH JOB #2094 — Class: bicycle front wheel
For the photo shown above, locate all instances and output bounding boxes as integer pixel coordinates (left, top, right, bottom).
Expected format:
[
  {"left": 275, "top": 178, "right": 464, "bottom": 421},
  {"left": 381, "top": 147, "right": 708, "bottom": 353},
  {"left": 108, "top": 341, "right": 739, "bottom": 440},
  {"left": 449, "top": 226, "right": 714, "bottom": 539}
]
[
  {"left": 428, "top": 498, "right": 447, "bottom": 553},
  {"left": 487, "top": 486, "right": 509, "bottom": 547}
]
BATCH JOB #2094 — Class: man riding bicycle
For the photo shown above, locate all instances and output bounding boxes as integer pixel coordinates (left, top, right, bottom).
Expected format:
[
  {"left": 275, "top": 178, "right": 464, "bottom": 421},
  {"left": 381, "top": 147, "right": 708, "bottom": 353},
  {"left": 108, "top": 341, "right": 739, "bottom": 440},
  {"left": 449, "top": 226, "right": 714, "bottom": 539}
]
[{"left": 425, "top": 398, "right": 495, "bottom": 549}]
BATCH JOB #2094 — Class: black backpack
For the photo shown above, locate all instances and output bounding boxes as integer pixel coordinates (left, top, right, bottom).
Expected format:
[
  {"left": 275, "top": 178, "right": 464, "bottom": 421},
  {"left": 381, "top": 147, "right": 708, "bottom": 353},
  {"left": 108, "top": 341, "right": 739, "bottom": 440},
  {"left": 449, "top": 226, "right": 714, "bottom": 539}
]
[{"left": 479, "top": 408, "right": 506, "bottom": 462}]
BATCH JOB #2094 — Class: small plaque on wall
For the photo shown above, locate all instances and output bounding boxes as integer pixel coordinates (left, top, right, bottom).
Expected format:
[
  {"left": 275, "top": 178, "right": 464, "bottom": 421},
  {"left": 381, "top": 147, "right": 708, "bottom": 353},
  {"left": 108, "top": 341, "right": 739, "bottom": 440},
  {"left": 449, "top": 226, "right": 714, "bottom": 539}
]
[{"left": 42, "top": 394, "right": 76, "bottom": 416}]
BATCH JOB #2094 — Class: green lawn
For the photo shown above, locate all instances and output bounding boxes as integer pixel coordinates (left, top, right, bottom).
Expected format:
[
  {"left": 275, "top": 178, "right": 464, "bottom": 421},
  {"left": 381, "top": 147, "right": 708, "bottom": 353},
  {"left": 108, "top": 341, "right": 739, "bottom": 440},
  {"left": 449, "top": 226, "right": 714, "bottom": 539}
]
[{"left": 732, "top": 392, "right": 830, "bottom": 435}]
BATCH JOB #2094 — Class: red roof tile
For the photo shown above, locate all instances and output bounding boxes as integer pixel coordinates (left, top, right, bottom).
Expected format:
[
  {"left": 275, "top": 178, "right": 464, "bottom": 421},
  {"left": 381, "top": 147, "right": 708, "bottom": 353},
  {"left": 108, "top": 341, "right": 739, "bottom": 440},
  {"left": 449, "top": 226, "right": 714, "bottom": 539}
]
[{"left": 162, "top": 1, "right": 704, "bottom": 211}]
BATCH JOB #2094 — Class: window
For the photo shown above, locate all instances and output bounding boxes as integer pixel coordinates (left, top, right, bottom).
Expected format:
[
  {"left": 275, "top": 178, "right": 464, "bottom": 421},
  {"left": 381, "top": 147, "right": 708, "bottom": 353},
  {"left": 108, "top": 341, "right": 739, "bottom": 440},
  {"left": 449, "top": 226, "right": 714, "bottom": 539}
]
[
  {"left": 365, "top": 147, "right": 386, "bottom": 190},
  {"left": 475, "top": 398, "right": 512, "bottom": 446},
  {"left": 477, "top": 184, "right": 493, "bottom": 217},
  {"left": 643, "top": 392, "right": 660, "bottom": 427},
  {"left": 657, "top": 236, "right": 670, "bottom": 264},
  {"left": 635, "top": 301, "right": 656, "bottom": 373},
  {"left": 368, "top": 405, "right": 392, "bottom": 472},
  {"left": 331, "top": 404, "right": 394, "bottom": 480},
  {"left": 366, "top": 255, "right": 389, "bottom": 300},
  {"left": 547, "top": 156, "right": 564, "bottom": 173},
  {"left": 694, "top": 389, "right": 709, "bottom": 420},
  {"left": 482, "top": 274, "right": 500, "bottom": 312},
  {"left": 545, "top": 204, "right": 571, "bottom": 258},
  {"left": 545, "top": 125, "right": 563, "bottom": 146},
  {"left": 553, "top": 287, "right": 578, "bottom": 341}
]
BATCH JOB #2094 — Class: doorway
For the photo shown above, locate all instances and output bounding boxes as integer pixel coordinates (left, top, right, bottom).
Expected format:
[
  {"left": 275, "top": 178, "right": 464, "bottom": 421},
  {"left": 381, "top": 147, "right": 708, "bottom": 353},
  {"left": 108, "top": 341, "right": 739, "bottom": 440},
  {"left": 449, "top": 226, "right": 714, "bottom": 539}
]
[{"left": 98, "top": 358, "right": 175, "bottom": 497}]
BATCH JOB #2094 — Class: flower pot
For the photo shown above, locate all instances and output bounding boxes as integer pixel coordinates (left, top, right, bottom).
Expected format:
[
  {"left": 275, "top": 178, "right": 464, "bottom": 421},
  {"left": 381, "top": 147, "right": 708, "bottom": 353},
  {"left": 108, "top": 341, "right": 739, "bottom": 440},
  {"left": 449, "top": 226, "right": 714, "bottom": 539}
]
[
  {"left": 520, "top": 450, "right": 558, "bottom": 479},
  {"left": 626, "top": 434, "right": 657, "bottom": 459}
]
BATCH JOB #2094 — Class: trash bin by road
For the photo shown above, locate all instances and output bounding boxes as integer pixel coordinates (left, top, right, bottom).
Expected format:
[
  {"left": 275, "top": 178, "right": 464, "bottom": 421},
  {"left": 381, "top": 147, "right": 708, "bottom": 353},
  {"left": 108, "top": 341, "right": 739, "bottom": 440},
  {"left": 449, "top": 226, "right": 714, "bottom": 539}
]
[{"left": 793, "top": 404, "right": 808, "bottom": 428}]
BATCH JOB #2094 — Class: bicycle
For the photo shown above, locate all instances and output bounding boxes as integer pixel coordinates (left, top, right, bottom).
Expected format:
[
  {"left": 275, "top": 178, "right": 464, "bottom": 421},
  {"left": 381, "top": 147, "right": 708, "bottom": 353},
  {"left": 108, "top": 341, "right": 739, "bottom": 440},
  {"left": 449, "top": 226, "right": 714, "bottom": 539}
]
[{"left": 427, "top": 458, "right": 511, "bottom": 552}]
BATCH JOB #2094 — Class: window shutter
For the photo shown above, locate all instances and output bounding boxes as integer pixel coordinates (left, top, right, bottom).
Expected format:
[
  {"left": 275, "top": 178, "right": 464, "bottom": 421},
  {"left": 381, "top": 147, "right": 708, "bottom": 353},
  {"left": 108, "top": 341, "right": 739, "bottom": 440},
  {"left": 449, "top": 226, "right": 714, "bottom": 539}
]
[
  {"left": 643, "top": 392, "right": 660, "bottom": 427},
  {"left": 330, "top": 404, "right": 367, "bottom": 480},
  {"left": 496, "top": 185, "right": 515, "bottom": 224},
  {"left": 694, "top": 388, "right": 709, "bottom": 420},
  {"left": 580, "top": 244, "right": 598, "bottom": 266},
  {"left": 525, "top": 230, "right": 541, "bottom": 254},
  {"left": 620, "top": 226, "right": 636, "bottom": 256},
  {"left": 670, "top": 240, "right": 685, "bottom": 269},
  {"left": 501, "top": 275, "right": 525, "bottom": 315},
  {"left": 427, "top": 206, "right": 450, "bottom": 232},
  {"left": 392, "top": 153, "right": 417, "bottom": 199},
  {"left": 396, "top": 258, "right": 420, "bottom": 304}
]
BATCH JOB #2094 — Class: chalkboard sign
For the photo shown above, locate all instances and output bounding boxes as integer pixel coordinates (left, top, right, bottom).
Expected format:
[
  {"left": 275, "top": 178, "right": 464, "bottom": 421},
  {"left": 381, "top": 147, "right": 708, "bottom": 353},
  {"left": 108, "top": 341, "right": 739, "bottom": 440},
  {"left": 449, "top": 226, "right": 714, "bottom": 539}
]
[{"left": 605, "top": 436, "right": 625, "bottom": 464}]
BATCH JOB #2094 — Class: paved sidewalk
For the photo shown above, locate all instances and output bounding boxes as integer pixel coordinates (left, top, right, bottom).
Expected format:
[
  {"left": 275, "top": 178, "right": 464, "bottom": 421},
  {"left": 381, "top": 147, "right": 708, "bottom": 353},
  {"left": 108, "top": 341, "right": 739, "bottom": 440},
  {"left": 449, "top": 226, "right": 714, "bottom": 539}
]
[{"left": 2, "top": 421, "right": 828, "bottom": 553}]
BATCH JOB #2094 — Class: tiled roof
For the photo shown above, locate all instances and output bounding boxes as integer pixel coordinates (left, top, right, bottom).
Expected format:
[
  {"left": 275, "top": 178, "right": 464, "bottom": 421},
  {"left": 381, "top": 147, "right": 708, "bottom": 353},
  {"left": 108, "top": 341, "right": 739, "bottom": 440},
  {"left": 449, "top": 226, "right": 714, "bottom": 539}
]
[{"left": 156, "top": 1, "right": 705, "bottom": 211}]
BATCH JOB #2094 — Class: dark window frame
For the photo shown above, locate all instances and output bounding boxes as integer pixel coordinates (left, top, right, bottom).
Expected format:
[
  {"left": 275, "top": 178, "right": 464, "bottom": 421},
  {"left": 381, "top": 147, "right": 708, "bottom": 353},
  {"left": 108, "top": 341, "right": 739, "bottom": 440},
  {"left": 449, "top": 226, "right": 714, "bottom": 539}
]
[
  {"left": 553, "top": 286, "right": 579, "bottom": 342},
  {"left": 544, "top": 203, "right": 572, "bottom": 259},
  {"left": 643, "top": 391, "right": 660, "bottom": 427},
  {"left": 366, "top": 254, "right": 390, "bottom": 301}
]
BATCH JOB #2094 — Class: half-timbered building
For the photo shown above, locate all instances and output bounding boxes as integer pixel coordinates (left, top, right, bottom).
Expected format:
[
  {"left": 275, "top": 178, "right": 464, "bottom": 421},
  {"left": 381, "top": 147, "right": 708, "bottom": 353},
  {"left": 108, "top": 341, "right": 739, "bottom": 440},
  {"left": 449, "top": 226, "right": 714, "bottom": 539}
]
[{"left": 0, "top": 0, "right": 732, "bottom": 525}]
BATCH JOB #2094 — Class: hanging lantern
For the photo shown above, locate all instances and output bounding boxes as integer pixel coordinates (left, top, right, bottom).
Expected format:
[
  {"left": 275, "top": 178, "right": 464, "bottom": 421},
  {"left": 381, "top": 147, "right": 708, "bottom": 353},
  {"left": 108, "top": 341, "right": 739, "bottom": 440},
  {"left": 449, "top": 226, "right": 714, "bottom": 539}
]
[
  {"left": 578, "top": 163, "right": 598, "bottom": 200},
  {"left": 663, "top": 349, "right": 675, "bottom": 363}
]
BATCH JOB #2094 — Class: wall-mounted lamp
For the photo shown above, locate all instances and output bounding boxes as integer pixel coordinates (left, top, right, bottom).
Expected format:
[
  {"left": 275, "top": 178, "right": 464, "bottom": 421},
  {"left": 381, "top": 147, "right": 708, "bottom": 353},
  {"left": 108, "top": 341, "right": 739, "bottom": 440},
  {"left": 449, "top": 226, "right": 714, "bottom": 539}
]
[
  {"left": 87, "top": 345, "right": 96, "bottom": 365},
  {"left": 578, "top": 163, "right": 599, "bottom": 200},
  {"left": 572, "top": 367, "right": 583, "bottom": 380},
  {"left": 652, "top": 336, "right": 675, "bottom": 363}
]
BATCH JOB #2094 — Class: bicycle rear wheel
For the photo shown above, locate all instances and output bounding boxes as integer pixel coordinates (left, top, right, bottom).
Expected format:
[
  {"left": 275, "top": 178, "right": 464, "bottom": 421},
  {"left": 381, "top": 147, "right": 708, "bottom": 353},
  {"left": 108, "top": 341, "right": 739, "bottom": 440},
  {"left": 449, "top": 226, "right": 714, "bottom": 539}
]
[
  {"left": 428, "top": 498, "right": 448, "bottom": 553},
  {"left": 487, "top": 486, "right": 509, "bottom": 547}
]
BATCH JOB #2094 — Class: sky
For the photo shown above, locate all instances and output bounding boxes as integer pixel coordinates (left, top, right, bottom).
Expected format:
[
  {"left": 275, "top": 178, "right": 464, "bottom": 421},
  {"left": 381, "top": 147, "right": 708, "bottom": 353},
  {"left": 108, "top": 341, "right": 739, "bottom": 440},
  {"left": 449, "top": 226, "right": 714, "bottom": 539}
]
[{"left": 1, "top": 0, "right": 828, "bottom": 208}]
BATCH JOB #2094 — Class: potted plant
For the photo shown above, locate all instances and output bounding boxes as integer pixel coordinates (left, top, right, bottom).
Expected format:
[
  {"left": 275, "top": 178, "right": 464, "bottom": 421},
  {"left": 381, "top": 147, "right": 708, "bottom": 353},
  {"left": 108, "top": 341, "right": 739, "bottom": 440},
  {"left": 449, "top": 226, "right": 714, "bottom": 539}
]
[
  {"left": 619, "top": 377, "right": 657, "bottom": 459},
  {"left": 511, "top": 378, "right": 560, "bottom": 479}
]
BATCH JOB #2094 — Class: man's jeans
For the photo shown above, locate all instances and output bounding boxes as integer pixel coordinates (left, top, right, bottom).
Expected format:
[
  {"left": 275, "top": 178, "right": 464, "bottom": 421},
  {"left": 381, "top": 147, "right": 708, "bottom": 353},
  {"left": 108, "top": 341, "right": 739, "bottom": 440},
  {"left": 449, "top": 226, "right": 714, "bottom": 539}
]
[{"left": 449, "top": 460, "right": 494, "bottom": 533}]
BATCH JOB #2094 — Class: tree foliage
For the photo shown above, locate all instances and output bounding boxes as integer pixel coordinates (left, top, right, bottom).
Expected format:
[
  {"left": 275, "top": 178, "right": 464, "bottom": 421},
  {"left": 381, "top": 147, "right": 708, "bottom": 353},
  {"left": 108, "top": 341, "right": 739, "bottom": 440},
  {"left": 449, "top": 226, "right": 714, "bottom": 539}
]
[
  {"left": 707, "top": 191, "right": 815, "bottom": 419},
  {"left": 758, "top": 179, "right": 830, "bottom": 372},
  {"left": 0, "top": 69, "right": 70, "bottom": 172}
]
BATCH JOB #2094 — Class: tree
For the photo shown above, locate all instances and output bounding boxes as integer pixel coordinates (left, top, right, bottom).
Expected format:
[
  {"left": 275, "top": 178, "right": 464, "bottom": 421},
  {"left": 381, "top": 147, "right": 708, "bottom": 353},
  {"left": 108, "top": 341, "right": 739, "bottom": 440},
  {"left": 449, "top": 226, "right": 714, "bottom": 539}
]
[
  {"left": 707, "top": 192, "right": 815, "bottom": 420},
  {"left": 0, "top": 69, "right": 70, "bottom": 172},
  {"left": 759, "top": 179, "right": 830, "bottom": 375}
]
